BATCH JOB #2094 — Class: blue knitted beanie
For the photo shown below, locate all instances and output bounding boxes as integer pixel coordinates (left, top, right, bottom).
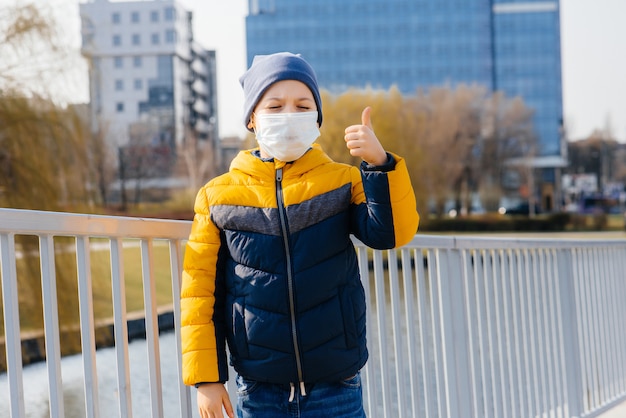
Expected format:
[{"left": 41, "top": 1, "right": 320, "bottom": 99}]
[{"left": 239, "top": 52, "right": 322, "bottom": 132}]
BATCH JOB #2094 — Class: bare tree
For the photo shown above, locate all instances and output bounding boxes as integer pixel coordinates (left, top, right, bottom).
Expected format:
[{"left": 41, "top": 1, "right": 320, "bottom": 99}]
[
  {"left": 0, "top": 3, "right": 54, "bottom": 89},
  {"left": 475, "top": 93, "right": 536, "bottom": 211},
  {"left": 0, "top": 2, "right": 82, "bottom": 101},
  {"left": 567, "top": 132, "right": 624, "bottom": 188},
  {"left": 405, "top": 85, "right": 485, "bottom": 216},
  {"left": 0, "top": 2, "right": 95, "bottom": 210},
  {"left": 90, "top": 122, "right": 116, "bottom": 207},
  {"left": 181, "top": 128, "right": 220, "bottom": 202}
]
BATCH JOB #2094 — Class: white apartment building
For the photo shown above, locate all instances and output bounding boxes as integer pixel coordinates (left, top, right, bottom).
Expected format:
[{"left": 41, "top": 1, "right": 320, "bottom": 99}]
[{"left": 79, "top": 0, "right": 218, "bottom": 154}]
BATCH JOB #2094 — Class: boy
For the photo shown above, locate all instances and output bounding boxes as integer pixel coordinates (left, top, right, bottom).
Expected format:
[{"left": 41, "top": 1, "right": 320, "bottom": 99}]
[{"left": 181, "top": 52, "right": 419, "bottom": 417}]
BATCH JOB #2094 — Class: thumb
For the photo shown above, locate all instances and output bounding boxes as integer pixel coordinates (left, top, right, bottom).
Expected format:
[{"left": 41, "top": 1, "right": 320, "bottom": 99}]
[{"left": 361, "top": 106, "right": 372, "bottom": 129}]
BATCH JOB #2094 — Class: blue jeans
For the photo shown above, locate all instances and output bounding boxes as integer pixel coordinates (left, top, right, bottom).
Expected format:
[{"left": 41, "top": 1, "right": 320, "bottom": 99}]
[{"left": 235, "top": 372, "right": 366, "bottom": 418}]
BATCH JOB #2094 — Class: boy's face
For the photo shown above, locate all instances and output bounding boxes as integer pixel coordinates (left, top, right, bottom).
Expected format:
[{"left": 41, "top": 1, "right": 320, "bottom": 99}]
[{"left": 247, "top": 79, "right": 317, "bottom": 131}]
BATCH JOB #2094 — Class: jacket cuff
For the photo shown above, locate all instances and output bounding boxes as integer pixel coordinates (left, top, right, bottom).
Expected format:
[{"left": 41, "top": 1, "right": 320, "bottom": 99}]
[
  {"left": 361, "top": 152, "right": 396, "bottom": 172},
  {"left": 195, "top": 381, "right": 226, "bottom": 388}
]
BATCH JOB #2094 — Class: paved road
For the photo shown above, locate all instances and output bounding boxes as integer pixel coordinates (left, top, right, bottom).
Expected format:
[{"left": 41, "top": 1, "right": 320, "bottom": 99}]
[{"left": 597, "top": 400, "right": 626, "bottom": 418}]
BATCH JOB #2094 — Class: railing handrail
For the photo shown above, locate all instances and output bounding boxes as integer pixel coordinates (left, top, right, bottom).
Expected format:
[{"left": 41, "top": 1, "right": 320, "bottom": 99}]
[
  {"left": 0, "top": 208, "right": 191, "bottom": 239},
  {"left": 403, "top": 232, "right": 626, "bottom": 250},
  {"left": 2, "top": 208, "right": 626, "bottom": 418},
  {"left": 2, "top": 206, "right": 624, "bottom": 250}
]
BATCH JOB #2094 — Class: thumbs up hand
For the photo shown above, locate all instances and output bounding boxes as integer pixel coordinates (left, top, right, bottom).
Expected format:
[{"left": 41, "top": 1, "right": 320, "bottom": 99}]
[{"left": 344, "top": 106, "right": 388, "bottom": 166}]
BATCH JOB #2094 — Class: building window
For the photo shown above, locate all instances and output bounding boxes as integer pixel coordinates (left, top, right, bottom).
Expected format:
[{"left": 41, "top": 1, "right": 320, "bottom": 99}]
[
  {"left": 132, "top": 34, "right": 140, "bottom": 46},
  {"left": 165, "top": 29, "right": 176, "bottom": 44},
  {"left": 113, "top": 34, "right": 121, "bottom": 46},
  {"left": 134, "top": 79, "right": 143, "bottom": 90},
  {"left": 150, "top": 10, "right": 159, "bottom": 22},
  {"left": 131, "top": 11, "right": 140, "bottom": 23},
  {"left": 164, "top": 6, "right": 175, "bottom": 21},
  {"left": 151, "top": 33, "right": 160, "bottom": 45},
  {"left": 116, "top": 102, "right": 124, "bottom": 112},
  {"left": 133, "top": 56, "right": 142, "bottom": 68},
  {"left": 112, "top": 12, "right": 120, "bottom": 24},
  {"left": 114, "top": 56, "right": 123, "bottom": 68},
  {"left": 115, "top": 79, "right": 124, "bottom": 91}
]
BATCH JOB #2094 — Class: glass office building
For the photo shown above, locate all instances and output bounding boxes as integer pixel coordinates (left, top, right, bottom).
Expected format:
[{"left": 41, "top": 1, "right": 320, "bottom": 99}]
[{"left": 245, "top": 0, "right": 563, "bottom": 159}]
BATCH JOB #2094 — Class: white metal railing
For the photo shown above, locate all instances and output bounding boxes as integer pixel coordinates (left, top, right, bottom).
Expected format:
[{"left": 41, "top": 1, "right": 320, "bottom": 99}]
[
  {"left": 359, "top": 236, "right": 626, "bottom": 418},
  {"left": 1, "top": 208, "right": 626, "bottom": 418}
]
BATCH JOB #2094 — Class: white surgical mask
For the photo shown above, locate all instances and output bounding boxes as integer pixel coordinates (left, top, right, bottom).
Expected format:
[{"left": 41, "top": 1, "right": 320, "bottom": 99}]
[{"left": 254, "top": 111, "right": 320, "bottom": 162}]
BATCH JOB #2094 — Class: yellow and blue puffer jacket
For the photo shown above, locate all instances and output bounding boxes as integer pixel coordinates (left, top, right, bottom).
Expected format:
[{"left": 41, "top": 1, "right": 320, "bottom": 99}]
[{"left": 181, "top": 143, "right": 418, "bottom": 387}]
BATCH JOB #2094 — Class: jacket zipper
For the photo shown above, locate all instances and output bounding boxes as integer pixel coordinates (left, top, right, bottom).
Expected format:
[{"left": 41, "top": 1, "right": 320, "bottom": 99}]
[{"left": 275, "top": 167, "right": 304, "bottom": 386}]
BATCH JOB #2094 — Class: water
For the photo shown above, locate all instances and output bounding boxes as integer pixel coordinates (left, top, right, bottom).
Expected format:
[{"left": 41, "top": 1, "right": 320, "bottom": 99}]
[
  {"left": 0, "top": 331, "right": 200, "bottom": 418},
  {"left": 0, "top": 324, "right": 404, "bottom": 418}
]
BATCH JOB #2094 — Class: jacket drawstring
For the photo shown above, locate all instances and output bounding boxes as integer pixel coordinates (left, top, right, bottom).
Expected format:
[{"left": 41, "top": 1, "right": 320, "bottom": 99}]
[
  {"left": 288, "top": 382, "right": 307, "bottom": 402},
  {"left": 289, "top": 383, "right": 295, "bottom": 402}
]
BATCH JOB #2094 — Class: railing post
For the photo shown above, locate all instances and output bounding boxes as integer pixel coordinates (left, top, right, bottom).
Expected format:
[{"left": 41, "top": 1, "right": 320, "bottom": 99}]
[
  {"left": 39, "top": 235, "right": 65, "bottom": 418},
  {"left": 0, "top": 232, "right": 26, "bottom": 418},
  {"left": 372, "top": 249, "right": 392, "bottom": 416},
  {"left": 140, "top": 238, "right": 164, "bottom": 418},
  {"left": 557, "top": 248, "right": 584, "bottom": 418},
  {"left": 110, "top": 238, "right": 133, "bottom": 418},
  {"left": 436, "top": 247, "right": 473, "bottom": 418},
  {"left": 169, "top": 239, "right": 193, "bottom": 417},
  {"left": 76, "top": 236, "right": 100, "bottom": 417}
]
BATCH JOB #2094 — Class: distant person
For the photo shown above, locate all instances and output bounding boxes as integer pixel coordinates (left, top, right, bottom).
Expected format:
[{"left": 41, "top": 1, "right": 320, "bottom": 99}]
[{"left": 180, "top": 52, "right": 419, "bottom": 417}]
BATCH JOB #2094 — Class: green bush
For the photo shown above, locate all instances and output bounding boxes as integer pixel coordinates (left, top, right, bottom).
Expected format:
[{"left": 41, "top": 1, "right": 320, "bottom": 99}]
[{"left": 420, "top": 213, "right": 572, "bottom": 232}]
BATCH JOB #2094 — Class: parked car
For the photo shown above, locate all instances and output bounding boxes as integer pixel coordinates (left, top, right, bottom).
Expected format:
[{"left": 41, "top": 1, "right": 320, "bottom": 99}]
[{"left": 501, "top": 202, "right": 541, "bottom": 216}]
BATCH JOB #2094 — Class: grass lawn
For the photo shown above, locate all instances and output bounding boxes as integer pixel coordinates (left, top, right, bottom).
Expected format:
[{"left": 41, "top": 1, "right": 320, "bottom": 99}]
[{"left": 0, "top": 237, "right": 180, "bottom": 336}]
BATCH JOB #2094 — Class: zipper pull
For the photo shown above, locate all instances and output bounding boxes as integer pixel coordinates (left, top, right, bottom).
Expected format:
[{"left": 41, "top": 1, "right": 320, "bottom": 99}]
[{"left": 276, "top": 167, "right": 283, "bottom": 182}]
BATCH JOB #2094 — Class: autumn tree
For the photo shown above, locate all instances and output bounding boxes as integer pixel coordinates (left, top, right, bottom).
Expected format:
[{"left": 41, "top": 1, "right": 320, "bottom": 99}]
[
  {"left": 317, "top": 85, "right": 536, "bottom": 217},
  {"left": 318, "top": 90, "right": 368, "bottom": 166},
  {"left": 0, "top": 96, "right": 93, "bottom": 210}
]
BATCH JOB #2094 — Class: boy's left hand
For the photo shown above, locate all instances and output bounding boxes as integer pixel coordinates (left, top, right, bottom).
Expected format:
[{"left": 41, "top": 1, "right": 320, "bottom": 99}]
[{"left": 344, "top": 106, "right": 388, "bottom": 166}]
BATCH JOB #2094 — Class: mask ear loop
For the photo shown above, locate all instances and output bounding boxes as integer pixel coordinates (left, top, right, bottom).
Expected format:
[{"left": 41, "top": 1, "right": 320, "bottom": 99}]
[{"left": 252, "top": 112, "right": 270, "bottom": 158}]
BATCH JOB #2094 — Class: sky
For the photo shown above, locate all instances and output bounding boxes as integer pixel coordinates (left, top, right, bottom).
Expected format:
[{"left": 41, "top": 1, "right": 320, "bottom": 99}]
[{"left": 2, "top": 0, "right": 625, "bottom": 142}]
